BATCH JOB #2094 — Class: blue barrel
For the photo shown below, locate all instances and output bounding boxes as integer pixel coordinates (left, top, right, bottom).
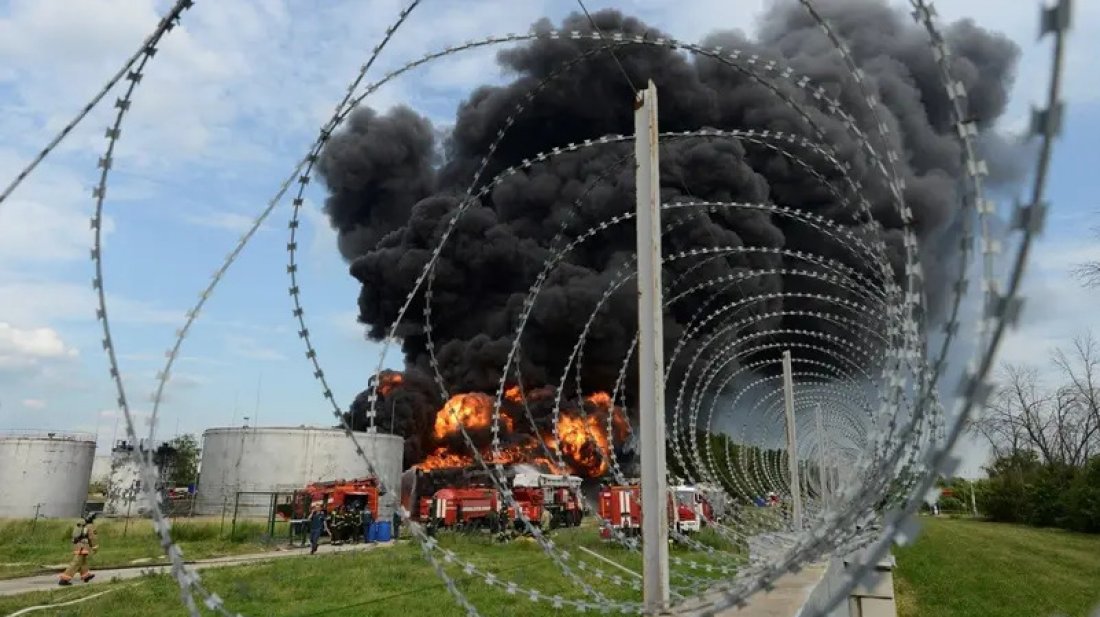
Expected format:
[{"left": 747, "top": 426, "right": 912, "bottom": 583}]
[
  {"left": 373, "top": 521, "right": 392, "bottom": 542},
  {"left": 367, "top": 523, "right": 378, "bottom": 542}
]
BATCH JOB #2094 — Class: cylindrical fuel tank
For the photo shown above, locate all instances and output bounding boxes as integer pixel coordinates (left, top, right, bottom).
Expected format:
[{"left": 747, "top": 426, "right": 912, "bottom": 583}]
[{"left": 196, "top": 427, "right": 403, "bottom": 518}]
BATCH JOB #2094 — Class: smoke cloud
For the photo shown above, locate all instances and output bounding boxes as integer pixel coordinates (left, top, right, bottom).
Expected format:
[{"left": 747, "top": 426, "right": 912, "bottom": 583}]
[{"left": 323, "top": 2, "right": 1022, "bottom": 442}]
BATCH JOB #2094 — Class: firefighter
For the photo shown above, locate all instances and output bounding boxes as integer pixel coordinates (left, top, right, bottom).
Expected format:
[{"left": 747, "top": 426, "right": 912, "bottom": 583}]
[
  {"left": 361, "top": 501, "right": 374, "bottom": 543},
  {"left": 325, "top": 505, "right": 338, "bottom": 543},
  {"left": 59, "top": 513, "right": 98, "bottom": 586},
  {"left": 338, "top": 506, "right": 354, "bottom": 544},
  {"left": 495, "top": 505, "right": 513, "bottom": 542},
  {"left": 392, "top": 509, "right": 401, "bottom": 541},
  {"left": 540, "top": 506, "right": 553, "bottom": 532},
  {"left": 308, "top": 503, "right": 330, "bottom": 554}
]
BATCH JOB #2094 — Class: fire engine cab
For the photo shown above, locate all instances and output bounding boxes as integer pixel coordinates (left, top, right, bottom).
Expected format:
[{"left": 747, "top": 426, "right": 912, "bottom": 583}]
[
  {"left": 512, "top": 472, "right": 584, "bottom": 528},
  {"left": 598, "top": 484, "right": 643, "bottom": 537},
  {"left": 597, "top": 483, "right": 713, "bottom": 538},
  {"left": 670, "top": 485, "right": 714, "bottom": 533},
  {"left": 283, "top": 476, "right": 382, "bottom": 521},
  {"left": 430, "top": 487, "right": 500, "bottom": 528}
]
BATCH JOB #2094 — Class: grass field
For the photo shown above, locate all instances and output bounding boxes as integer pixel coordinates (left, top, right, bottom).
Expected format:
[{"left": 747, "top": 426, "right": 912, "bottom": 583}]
[
  {"left": 10, "top": 516, "right": 1096, "bottom": 616},
  {"left": 0, "top": 517, "right": 287, "bottom": 579},
  {"left": 0, "top": 524, "right": 741, "bottom": 616},
  {"left": 894, "top": 517, "right": 1100, "bottom": 617}
]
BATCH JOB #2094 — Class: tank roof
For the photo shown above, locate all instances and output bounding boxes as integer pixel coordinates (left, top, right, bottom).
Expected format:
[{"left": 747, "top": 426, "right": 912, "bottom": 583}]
[
  {"left": 0, "top": 429, "right": 96, "bottom": 442},
  {"left": 201, "top": 426, "right": 402, "bottom": 439}
]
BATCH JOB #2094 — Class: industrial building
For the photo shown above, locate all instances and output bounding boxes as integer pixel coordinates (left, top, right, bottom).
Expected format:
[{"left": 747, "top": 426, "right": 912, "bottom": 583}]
[
  {"left": 0, "top": 431, "right": 96, "bottom": 519},
  {"left": 195, "top": 426, "right": 402, "bottom": 518}
]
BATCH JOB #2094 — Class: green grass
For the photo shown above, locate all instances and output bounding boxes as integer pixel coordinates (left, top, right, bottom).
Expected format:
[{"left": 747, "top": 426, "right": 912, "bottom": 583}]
[
  {"left": 894, "top": 517, "right": 1100, "bottom": 617},
  {"left": 0, "top": 517, "right": 288, "bottom": 579},
  {"left": 0, "top": 523, "right": 742, "bottom": 616}
]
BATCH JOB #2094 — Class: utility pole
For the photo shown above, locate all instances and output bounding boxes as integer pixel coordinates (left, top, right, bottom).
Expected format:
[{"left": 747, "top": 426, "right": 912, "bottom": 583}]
[
  {"left": 814, "top": 403, "right": 830, "bottom": 510},
  {"left": 781, "top": 350, "right": 803, "bottom": 530},
  {"left": 635, "top": 80, "right": 670, "bottom": 615}
]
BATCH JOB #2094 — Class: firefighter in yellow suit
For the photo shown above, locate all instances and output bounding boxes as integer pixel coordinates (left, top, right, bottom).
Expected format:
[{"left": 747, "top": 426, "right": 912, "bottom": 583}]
[{"left": 59, "top": 513, "right": 99, "bottom": 585}]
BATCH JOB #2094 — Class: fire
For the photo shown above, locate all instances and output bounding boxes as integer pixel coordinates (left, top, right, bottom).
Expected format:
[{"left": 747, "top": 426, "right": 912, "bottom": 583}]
[
  {"left": 416, "top": 384, "right": 630, "bottom": 478},
  {"left": 377, "top": 371, "right": 404, "bottom": 397},
  {"left": 419, "top": 447, "right": 473, "bottom": 470},
  {"left": 504, "top": 385, "right": 523, "bottom": 403},
  {"left": 555, "top": 412, "right": 611, "bottom": 476},
  {"left": 585, "top": 391, "right": 612, "bottom": 408},
  {"left": 432, "top": 392, "right": 514, "bottom": 440},
  {"left": 418, "top": 441, "right": 568, "bottom": 474}
]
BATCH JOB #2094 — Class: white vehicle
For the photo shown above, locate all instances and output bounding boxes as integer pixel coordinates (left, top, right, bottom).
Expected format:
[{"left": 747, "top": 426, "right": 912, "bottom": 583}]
[{"left": 511, "top": 472, "right": 581, "bottom": 489}]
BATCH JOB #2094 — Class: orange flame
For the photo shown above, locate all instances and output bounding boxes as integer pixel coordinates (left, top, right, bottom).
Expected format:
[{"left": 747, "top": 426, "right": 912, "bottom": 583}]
[
  {"left": 416, "top": 386, "right": 628, "bottom": 478},
  {"left": 504, "top": 385, "right": 523, "bottom": 403},
  {"left": 378, "top": 371, "right": 404, "bottom": 397},
  {"left": 555, "top": 412, "right": 612, "bottom": 476},
  {"left": 584, "top": 391, "right": 612, "bottom": 408},
  {"left": 432, "top": 392, "right": 514, "bottom": 440},
  {"left": 417, "top": 442, "right": 568, "bottom": 474}
]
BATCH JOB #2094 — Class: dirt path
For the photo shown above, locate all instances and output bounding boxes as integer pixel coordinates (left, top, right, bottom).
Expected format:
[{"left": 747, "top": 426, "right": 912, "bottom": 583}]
[{"left": 0, "top": 541, "right": 391, "bottom": 598}]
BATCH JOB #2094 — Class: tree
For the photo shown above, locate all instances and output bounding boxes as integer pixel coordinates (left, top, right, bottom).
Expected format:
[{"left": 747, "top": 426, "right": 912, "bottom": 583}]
[
  {"left": 165, "top": 434, "right": 200, "bottom": 487},
  {"left": 1072, "top": 240, "right": 1100, "bottom": 289},
  {"left": 971, "top": 334, "right": 1100, "bottom": 467}
]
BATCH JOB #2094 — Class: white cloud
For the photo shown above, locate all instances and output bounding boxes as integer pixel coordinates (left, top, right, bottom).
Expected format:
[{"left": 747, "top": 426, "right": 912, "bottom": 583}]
[
  {"left": 117, "top": 352, "right": 229, "bottom": 367},
  {"left": 21, "top": 398, "right": 47, "bottom": 410},
  {"left": 0, "top": 149, "right": 116, "bottom": 266},
  {"left": 0, "top": 279, "right": 182, "bottom": 329},
  {"left": 224, "top": 334, "right": 286, "bottom": 361},
  {"left": 994, "top": 237, "right": 1100, "bottom": 378},
  {"left": 328, "top": 309, "right": 369, "bottom": 341},
  {"left": 0, "top": 322, "right": 78, "bottom": 372},
  {"left": 0, "top": 323, "right": 79, "bottom": 392},
  {"left": 182, "top": 210, "right": 270, "bottom": 234},
  {"left": 98, "top": 407, "right": 155, "bottom": 429}
]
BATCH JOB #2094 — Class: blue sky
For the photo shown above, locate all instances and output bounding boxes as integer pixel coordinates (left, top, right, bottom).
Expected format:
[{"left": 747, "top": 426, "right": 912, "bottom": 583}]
[{"left": 0, "top": 0, "right": 1097, "bottom": 479}]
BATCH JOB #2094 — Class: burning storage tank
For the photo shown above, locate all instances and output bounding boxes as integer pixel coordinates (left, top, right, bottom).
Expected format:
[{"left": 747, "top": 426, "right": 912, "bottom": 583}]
[
  {"left": 196, "top": 427, "right": 402, "bottom": 518},
  {"left": 0, "top": 431, "right": 96, "bottom": 519},
  {"left": 103, "top": 439, "right": 174, "bottom": 517}
]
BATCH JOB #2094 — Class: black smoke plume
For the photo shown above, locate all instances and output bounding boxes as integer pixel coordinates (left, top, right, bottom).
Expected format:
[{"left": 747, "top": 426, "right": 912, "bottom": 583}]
[{"left": 325, "top": 2, "right": 1021, "bottom": 452}]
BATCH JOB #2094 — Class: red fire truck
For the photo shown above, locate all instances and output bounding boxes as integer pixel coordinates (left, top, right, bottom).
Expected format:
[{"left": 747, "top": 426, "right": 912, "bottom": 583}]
[
  {"left": 283, "top": 476, "right": 381, "bottom": 521},
  {"left": 597, "top": 484, "right": 712, "bottom": 538},
  {"left": 670, "top": 485, "right": 714, "bottom": 532},
  {"left": 429, "top": 487, "right": 500, "bottom": 528},
  {"left": 405, "top": 467, "right": 584, "bottom": 530},
  {"left": 403, "top": 468, "right": 474, "bottom": 523},
  {"left": 277, "top": 476, "right": 383, "bottom": 544},
  {"left": 512, "top": 472, "right": 584, "bottom": 528}
]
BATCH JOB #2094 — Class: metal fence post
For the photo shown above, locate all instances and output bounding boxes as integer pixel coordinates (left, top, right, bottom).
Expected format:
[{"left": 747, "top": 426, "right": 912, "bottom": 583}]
[
  {"left": 782, "top": 350, "right": 803, "bottom": 530},
  {"left": 231, "top": 492, "right": 240, "bottom": 538},
  {"left": 635, "top": 80, "right": 670, "bottom": 615}
]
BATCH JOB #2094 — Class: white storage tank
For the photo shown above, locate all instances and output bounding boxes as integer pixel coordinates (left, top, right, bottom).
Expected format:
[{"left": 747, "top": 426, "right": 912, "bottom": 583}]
[
  {"left": 0, "top": 431, "right": 96, "bottom": 519},
  {"left": 196, "top": 427, "right": 403, "bottom": 518},
  {"left": 90, "top": 454, "right": 113, "bottom": 486}
]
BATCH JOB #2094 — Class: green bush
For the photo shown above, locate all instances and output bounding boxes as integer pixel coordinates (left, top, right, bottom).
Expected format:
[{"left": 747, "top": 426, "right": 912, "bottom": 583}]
[
  {"left": 937, "top": 496, "right": 965, "bottom": 512},
  {"left": 1063, "top": 457, "right": 1100, "bottom": 533},
  {"left": 976, "top": 453, "right": 1100, "bottom": 534}
]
